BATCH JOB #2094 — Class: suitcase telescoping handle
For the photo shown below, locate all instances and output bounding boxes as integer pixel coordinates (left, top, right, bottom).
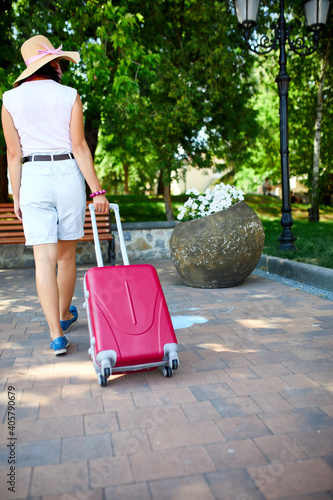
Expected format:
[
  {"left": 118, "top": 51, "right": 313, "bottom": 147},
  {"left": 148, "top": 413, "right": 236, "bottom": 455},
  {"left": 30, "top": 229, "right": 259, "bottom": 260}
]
[{"left": 89, "top": 203, "right": 130, "bottom": 267}]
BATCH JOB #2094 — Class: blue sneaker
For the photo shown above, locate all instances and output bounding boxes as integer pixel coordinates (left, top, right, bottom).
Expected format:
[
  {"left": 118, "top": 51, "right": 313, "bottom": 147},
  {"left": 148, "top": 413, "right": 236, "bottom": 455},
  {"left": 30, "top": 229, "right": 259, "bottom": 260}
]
[
  {"left": 60, "top": 305, "right": 78, "bottom": 333},
  {"left": 50, "top": 336, "right": 69, "bottom": 355}
]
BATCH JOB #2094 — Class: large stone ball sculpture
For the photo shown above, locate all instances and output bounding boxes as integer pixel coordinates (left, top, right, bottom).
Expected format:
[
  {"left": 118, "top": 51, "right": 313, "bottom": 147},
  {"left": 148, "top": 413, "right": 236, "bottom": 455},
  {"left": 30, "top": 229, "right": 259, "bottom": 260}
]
[{"left": 170, "top": 201, "right": 265, "bottom": 288}]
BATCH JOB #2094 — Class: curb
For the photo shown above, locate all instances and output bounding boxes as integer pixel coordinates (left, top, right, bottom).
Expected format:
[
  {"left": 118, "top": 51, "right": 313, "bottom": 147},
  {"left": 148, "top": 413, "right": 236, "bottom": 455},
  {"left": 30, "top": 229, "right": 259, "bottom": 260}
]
[
  {"left": 257, "top": 254, "right": 333, "bottom": 293},
  {"left": 111, "top": 221, "right": 177, "bottom": 230}
]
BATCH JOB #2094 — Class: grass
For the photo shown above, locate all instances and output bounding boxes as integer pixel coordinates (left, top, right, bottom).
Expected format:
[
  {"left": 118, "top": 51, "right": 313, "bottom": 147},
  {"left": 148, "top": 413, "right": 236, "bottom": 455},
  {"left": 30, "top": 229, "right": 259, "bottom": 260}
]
[
  {"left": 108, "top": 195, "right": 167, "bottom": 223},
  {"left": 261, "top": 218, "right": 333, "bottom": 268},
  {"left": 107, "top": 193, "right": 333, "bottom": 269},
  {"left": 244, "top": 194, "right": 333, "bottom": 269}
]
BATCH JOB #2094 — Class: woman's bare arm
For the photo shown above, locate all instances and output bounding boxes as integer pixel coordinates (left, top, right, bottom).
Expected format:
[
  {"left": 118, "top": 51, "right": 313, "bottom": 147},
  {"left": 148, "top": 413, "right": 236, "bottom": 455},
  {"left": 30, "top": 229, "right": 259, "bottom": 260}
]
[
  {"left": 70, "top": 94, "right": 109, "bottom": 213},
  {"left": 1, "top": 105, "right": 23, "bottom": 220}
]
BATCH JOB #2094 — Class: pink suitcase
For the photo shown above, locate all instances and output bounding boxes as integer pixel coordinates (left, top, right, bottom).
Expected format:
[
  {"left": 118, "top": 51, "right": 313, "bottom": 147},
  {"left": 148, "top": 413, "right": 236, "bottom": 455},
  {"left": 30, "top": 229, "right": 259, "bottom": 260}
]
[{"left": 84, "top": 203, "right": 179, "bottom": 387}]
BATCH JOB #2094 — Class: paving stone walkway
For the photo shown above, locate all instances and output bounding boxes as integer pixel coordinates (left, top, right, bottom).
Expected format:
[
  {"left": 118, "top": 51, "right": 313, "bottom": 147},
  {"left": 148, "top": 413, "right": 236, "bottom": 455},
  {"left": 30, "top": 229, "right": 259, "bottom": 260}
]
[{"left": 0, "top": 259, "right": 332, "bottom": 500}]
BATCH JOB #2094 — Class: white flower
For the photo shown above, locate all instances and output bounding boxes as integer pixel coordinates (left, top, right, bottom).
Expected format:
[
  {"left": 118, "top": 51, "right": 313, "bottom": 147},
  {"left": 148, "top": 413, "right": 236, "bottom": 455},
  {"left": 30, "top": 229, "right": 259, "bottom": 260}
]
[
  {"left": 186, "top": 188, "right": 200, "bottom": 196},
  {"left": 178, "top": 182, "right": 244, "bottom": 222}
]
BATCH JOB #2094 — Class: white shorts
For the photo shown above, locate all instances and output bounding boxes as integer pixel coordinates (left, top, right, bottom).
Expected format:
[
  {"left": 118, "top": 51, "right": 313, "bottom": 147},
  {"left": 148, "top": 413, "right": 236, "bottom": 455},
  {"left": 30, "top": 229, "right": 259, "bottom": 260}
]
[{"left": 20, "top": 154, "right": 86, "bottom": 246}]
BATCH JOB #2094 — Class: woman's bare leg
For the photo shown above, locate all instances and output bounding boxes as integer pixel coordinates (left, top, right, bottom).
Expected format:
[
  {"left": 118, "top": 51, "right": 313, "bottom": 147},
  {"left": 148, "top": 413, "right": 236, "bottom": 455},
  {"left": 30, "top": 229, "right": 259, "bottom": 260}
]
[
  {"left": 57, "top": 240, "right": 78, "bottom": 321},
  {"left": 33, "top": 243, "right": 63, "bottom": 341}
]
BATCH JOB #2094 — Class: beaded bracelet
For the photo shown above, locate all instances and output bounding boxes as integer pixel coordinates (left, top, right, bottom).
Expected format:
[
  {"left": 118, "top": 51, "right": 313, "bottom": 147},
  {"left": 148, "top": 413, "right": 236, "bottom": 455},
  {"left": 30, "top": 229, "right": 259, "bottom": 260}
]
[{"left": 90, "top": 190, "right": 106, "bottom": 198}]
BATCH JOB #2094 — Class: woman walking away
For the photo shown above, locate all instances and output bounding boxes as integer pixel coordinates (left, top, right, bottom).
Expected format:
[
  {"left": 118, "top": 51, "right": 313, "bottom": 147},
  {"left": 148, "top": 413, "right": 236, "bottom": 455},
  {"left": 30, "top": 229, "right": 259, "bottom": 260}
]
[{"left": 1, "top": 35, "right": 109, "bottom": 355}]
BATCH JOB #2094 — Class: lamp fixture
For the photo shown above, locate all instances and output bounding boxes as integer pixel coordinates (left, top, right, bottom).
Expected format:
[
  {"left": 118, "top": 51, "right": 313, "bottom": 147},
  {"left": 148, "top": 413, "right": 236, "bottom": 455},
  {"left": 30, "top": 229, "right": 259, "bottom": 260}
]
[{"left": 304, "top": 0, "right": 330, "bottom": 31}]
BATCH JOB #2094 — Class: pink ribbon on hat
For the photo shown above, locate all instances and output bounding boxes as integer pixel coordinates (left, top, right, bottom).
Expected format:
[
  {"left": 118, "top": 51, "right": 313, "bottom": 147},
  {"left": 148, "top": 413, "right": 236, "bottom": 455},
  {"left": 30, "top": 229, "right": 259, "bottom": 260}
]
[{"left": 25, "top": 43, "right": 63, "bottom": 67}]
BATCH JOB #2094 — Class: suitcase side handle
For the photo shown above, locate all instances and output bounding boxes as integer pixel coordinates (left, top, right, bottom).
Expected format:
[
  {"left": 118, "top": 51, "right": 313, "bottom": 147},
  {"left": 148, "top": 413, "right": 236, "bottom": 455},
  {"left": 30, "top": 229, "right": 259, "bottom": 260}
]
[{"left": 89, "top": 203, "right": 130, "bottom": 267}]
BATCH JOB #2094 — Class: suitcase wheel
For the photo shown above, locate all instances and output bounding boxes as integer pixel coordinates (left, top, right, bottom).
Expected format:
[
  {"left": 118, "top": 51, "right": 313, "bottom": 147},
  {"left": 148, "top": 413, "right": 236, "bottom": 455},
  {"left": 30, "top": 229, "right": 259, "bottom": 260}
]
[
  {"left": 172, "top": 359, "right": 179, "bottom": 371},
  {"left": 100, "top": 360, "right": 112, "bottom": 380},
  {"left": 162, "top": 366, "right": 173, "bottom": 378},
  {"left": 98, "top": 373, "right": 108, "bottom": 387}
]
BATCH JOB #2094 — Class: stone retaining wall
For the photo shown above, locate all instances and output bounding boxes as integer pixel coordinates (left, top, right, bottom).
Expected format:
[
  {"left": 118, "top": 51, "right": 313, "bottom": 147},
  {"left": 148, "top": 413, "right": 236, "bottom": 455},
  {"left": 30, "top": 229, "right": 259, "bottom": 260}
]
[{"left": 0, "top": 221, "right": 177, "bottom": 268}]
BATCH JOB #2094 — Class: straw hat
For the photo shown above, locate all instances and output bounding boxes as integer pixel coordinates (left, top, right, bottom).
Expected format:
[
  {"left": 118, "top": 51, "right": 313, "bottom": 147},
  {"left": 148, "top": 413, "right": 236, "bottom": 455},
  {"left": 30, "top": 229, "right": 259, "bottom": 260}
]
[{"left": 14, "top": 35, "right": 80, "bottom": 87}]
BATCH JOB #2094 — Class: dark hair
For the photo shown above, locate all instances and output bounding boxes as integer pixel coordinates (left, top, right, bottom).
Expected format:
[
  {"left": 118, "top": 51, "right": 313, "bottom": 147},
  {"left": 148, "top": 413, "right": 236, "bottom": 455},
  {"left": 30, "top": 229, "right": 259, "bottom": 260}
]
[{"left": 19, "top": 61, "right": 61, "bottom": 85}]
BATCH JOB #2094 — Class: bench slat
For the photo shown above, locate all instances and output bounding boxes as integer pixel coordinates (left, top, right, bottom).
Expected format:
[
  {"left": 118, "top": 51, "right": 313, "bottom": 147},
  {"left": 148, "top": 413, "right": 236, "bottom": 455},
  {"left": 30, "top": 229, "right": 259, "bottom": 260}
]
[
  {"left": 0, "top": 231, "right": 26, "bottom": 237},
  {"left": 0, "top": 221, "right": 23, "bottom": 225},
  {"left": 0, "top": 203, "right": 114, "bottom": 245},
  {"left": 0, "top": 226, "right": 24, "bottom": 231},
  {"left": 0, "top": 238, "right": 26, "bottom": 244}
]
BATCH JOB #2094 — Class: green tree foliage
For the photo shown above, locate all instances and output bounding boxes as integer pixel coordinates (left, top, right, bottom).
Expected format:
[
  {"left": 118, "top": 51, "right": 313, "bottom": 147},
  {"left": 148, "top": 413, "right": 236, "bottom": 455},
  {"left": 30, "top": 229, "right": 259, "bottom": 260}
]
[
  {"left": 288, "top": 6, "right": 333, "bottom": 217},
  {"left": 0, "top": 0, "right": 16, "bottom": 202},
  {"left": 233, "top": 0, "right": 333, "bottom": 214},
  {"left": 99, "top": 0, "right": 259, "bottom": 218},
  {"left": 95, "top": 131, "right": 159, "bottom": 195},
  {"left": 234, "top": 60, "right": 280, "bottom": 192},
  {"left": 4, "top": 0, "right": 332, "bottom": 224},
  {"left": 1, "top": 0, "right": 258, "bottom": 216}
]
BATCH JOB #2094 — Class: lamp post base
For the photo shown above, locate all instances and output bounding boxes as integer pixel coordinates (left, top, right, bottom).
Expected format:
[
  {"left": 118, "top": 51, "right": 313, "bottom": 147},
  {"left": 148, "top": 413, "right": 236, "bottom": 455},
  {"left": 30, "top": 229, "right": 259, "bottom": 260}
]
[
  {"left": 278, "top": 210, "right": 297, "bottom": 251},
  {"left": 278, "top": 232, "right": 297, "bottom": 251}
]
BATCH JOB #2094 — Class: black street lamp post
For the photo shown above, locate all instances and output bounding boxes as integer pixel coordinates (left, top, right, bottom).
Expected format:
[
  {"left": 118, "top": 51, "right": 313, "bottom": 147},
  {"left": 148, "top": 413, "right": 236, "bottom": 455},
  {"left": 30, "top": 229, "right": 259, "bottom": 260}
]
[{"left": 234, "top": 0, "right": 330, "bottom": 251}]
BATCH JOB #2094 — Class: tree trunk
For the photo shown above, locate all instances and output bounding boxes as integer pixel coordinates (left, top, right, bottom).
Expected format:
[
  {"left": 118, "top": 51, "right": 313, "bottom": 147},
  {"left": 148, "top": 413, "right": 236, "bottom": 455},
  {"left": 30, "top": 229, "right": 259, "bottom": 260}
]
[
  {"left": 84, "top": 112, "right": 101, "bottom": 199},
  {"left": 123, "top": 163, "right": 130, "bottom": 195},
  {"left": 113, "top": 174, "right": 119, "bottom": 195},
  {"left": 157, "top": 170, "right": 164, "bottom": 195},
  {"left": 164, "top": 182, "right": 175, "bottom": 221},
  {"left": 309, "top": 34, "right": 331, "bottom": 223},
  {"left": 84, "top": 112, "right": 100, "bottom": 160},
  {"left": 0, "top": 153, "right": 10, "bottom": 203},
  {"left": 308, "top": 206, "right": 319, "bottom": 223}
]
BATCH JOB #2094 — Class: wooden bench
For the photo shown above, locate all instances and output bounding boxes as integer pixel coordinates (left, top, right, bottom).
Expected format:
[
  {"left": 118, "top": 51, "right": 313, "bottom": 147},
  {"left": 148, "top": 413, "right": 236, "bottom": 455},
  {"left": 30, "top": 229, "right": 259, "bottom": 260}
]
[{"left": 0, "top": 202, "right": 115, "bottom": 264}]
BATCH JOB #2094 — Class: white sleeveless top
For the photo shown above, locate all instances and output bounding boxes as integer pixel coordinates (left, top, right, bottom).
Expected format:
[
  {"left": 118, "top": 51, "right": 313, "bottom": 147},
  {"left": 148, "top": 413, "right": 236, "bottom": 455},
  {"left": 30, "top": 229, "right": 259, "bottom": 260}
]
[{"left": 2, "top": 80, "right": 77, "bottom": 157}]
